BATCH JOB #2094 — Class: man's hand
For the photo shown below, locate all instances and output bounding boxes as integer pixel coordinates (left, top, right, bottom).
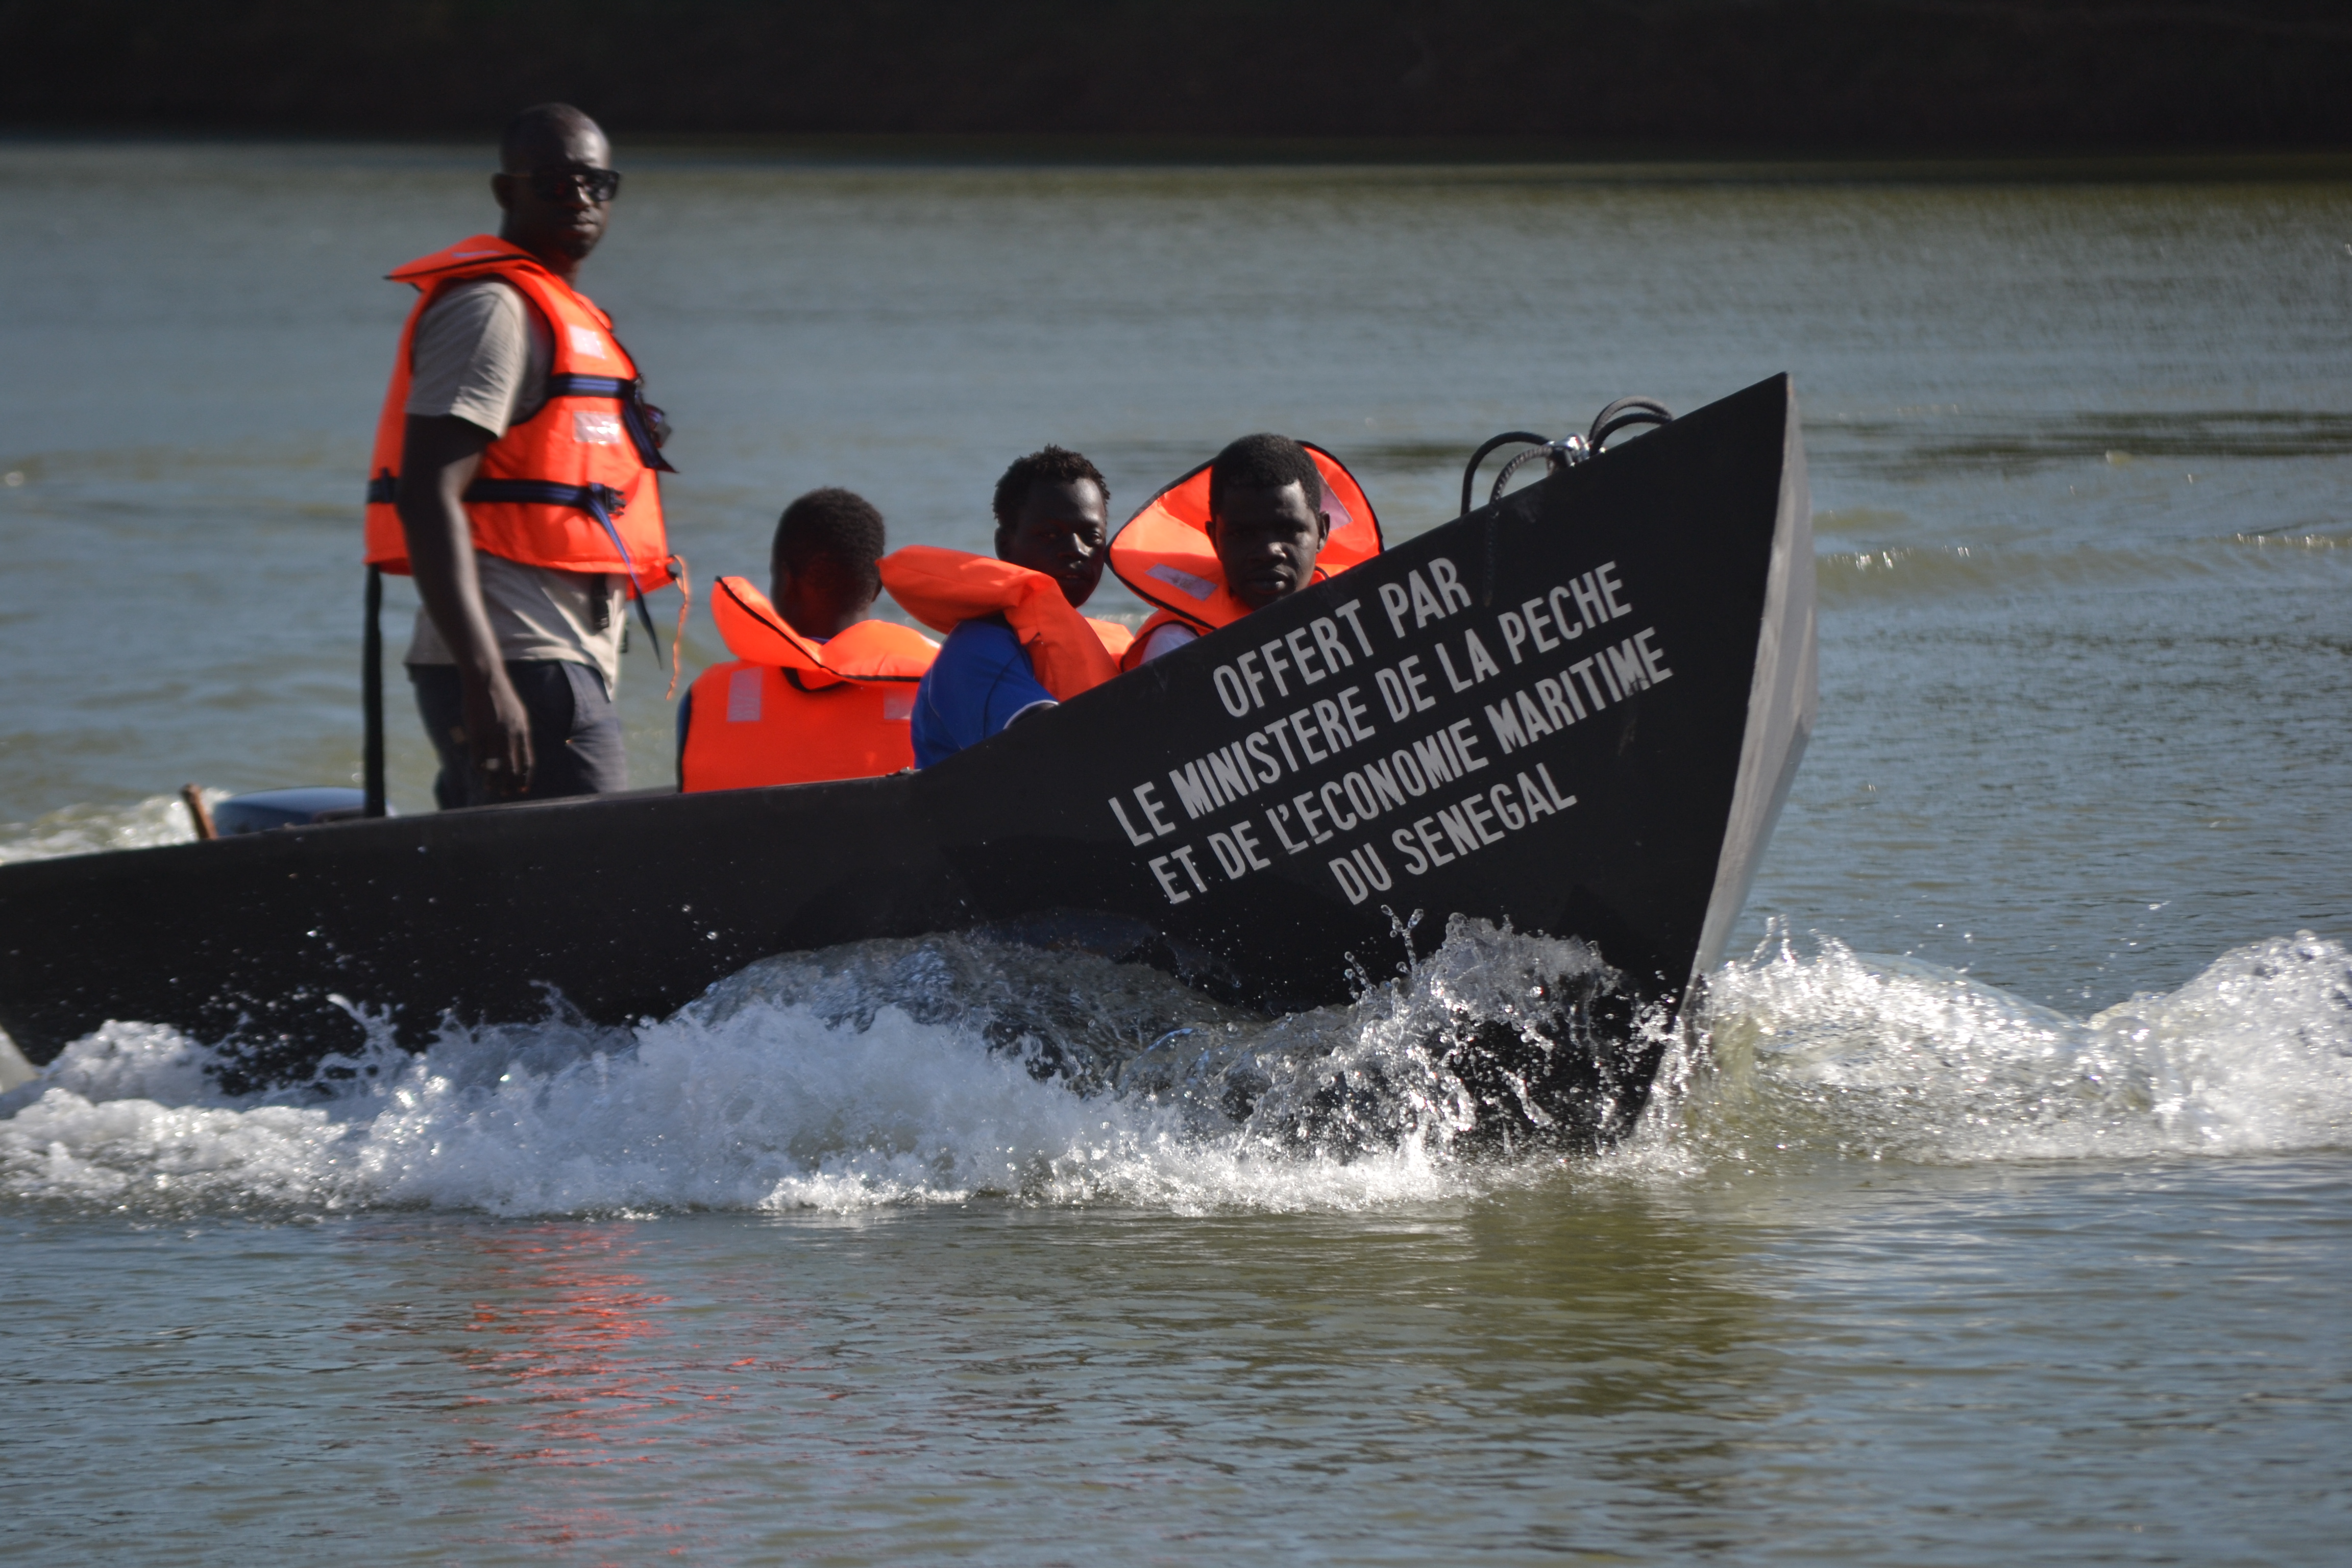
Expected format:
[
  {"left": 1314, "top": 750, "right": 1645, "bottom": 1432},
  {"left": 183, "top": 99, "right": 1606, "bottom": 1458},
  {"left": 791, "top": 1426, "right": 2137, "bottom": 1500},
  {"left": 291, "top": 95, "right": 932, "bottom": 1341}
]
[
  {"left": 397, "top": 413, "right": 534, "bottom": 798},
  {"left": 457, "top": 664, "right": 534, "bottom": 798}
]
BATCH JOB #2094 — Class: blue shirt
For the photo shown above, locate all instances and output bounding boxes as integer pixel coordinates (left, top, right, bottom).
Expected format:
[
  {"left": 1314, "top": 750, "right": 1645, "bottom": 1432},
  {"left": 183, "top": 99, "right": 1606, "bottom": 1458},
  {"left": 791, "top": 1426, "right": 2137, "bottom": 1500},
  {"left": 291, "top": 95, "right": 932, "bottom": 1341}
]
[{"left": 910, "top": 617, "right": 1057, "bottom": 768}]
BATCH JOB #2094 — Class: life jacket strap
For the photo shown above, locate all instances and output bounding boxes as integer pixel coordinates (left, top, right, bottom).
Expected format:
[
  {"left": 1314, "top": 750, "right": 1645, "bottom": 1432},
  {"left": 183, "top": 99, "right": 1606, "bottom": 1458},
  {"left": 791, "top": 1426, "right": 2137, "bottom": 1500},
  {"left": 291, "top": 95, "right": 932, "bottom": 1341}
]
[
  {"left": 462, "top": 478, "right": 663, "bottom": 663},
  {"left": 543, "top": 374, "right": 677, "bottom": 474},
  {"left": 361, "top": 373, "right": 672, "bottom": 510}
]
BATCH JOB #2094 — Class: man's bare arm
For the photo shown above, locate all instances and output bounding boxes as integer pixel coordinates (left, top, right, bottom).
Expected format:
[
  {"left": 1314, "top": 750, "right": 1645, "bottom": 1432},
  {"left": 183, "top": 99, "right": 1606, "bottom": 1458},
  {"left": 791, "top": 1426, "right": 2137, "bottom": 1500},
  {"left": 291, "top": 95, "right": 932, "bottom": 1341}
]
[{"left": 396, "top": 413, "right": 533, "bottom": 796}]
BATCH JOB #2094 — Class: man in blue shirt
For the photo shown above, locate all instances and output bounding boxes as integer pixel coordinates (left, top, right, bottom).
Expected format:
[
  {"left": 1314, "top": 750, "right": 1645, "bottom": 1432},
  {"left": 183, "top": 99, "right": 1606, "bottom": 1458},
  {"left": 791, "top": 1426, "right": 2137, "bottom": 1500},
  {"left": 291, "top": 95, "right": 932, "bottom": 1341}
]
[
  {"left": 908, "top": 617, "right": 1060, "bottom": 767},
  {"left": 905, "top": 446, "right": 1117, "bottom": 767}
]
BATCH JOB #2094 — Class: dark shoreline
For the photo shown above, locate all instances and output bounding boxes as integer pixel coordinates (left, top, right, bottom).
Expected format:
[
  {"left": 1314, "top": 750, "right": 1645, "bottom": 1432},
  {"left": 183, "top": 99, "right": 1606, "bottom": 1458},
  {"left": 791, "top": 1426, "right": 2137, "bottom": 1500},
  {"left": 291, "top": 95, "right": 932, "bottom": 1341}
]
[
  {"left": 6, "top": 134, "right": 2349, "bottom": 183},
  {"left": 7, "top": 1, "right": 2351, "bottom": 151}
]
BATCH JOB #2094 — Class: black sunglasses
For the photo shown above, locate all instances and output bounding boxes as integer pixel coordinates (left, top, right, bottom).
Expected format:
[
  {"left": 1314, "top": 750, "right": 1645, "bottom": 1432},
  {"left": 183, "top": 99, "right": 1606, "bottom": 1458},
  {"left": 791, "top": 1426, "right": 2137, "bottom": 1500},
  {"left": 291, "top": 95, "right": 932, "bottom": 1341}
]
[{"left": 519, "top": 167, "right": 622, "bottom": 202}]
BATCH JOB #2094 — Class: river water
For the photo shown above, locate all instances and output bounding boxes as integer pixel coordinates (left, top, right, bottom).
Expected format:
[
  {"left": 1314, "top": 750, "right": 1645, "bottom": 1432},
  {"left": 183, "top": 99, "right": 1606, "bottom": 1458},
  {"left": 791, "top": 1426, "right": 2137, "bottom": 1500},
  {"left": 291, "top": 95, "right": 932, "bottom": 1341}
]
[{"left": 3, "top": 143, "right": 2349, "bottom": 1563}]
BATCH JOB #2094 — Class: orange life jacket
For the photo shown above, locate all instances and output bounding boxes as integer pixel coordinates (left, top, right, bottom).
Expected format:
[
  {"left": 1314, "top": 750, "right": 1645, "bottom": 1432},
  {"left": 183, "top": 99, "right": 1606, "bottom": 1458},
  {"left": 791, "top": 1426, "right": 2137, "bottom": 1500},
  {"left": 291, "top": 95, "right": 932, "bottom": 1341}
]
[
  {"left": 1089, "top": 617, "right": 1136, "bottom": 664},
  {"left": 362, "top": 235, "right": 675, "bottom": 596},
  {"left": 1108, "top": 443, "right": 1382, "bottom": 670},
  {"left": 678, "top": 576, "right": 940, "bottom": 792},
  {"left": 877, "top": 546, "right": 1125, "bottom": 701}
]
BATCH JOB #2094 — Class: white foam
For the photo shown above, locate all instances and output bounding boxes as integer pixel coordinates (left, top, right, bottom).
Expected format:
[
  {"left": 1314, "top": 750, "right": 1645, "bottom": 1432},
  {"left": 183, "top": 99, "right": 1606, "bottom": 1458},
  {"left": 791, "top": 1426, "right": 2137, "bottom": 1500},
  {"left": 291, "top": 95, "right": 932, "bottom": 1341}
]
[
  {"left": 4, "top": 924, "right": 2347, "bottom": 1216},
  {"left": 1639, "top": 928, "right": 2352, "bottom": 1170},
  {"left": 0, "top": 1032, "right": 35, "bottom": 1092},
  {"left": 0, "top": 791, "right": 212, "bottom": 865},
  {"left": 0, "top": 989, "right": 1470, "bottom": 1218}
]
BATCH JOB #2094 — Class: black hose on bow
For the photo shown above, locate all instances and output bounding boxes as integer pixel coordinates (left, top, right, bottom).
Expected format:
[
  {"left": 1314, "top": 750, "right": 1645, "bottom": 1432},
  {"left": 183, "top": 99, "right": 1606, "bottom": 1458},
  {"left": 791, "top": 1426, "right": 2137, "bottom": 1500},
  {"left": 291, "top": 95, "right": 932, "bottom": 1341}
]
[
  {"left": 1460, "top": 431, "right": 1552, "bottom": 517},
  {"left": 1459, "top": 399, "right": 1676, "bottom": 519},
  {"left": 1588, "top": 397, "right": 1673, "bottom": 450},
  {"left": 1489, "top": 444, "right": 1557, "bottom": 505}
]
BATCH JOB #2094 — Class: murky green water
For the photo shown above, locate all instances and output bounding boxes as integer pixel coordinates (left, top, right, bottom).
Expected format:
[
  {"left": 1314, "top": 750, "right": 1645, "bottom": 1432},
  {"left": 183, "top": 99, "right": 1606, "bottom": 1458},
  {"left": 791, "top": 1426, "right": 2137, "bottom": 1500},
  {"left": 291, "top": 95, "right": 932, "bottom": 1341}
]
[{"left": 2, "top": 144, "right": 2348, "bottom": 1563}]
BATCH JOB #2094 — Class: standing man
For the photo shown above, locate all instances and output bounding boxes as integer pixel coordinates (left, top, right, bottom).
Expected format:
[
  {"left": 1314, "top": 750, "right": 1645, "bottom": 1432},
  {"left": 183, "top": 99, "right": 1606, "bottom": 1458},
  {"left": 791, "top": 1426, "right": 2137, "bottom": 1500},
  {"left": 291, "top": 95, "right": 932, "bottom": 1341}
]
[{"left": 362, "top": 103, "right": 677, "bottom": 807}]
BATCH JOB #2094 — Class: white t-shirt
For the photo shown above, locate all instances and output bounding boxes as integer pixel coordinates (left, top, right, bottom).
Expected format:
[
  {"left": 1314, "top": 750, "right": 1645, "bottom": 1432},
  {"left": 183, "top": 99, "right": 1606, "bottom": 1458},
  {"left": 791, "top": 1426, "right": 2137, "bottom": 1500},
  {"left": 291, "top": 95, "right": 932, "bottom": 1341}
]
[
  {"left": 1137, "top": 621, "right": 1199, "bottom": 664},
  {"left": 400, "top": 277, "right": 628, "bottom": 690}
]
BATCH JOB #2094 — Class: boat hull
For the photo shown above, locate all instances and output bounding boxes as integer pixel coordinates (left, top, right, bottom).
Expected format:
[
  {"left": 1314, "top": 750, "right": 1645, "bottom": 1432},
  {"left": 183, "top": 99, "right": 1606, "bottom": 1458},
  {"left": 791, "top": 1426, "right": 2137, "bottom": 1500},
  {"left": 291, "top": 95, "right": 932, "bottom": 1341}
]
[{"left": 0, "top": 375, "right": 1816, "bottom": 1102}]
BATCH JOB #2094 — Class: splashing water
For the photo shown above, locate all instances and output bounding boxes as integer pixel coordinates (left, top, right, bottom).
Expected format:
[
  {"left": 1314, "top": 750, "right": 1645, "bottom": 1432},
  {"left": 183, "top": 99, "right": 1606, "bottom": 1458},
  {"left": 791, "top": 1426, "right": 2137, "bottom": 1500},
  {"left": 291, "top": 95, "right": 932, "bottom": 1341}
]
[
  {"left": 1632, "top": 925, "right": 2352, "bottom": 1173},
  {"left": 0, "top": 916, "right": 1612, "bottom": 1216},
  {"left": 3, "top": 916, "right": 2347, "bottom": 1217},
  {"left": 0, "top": 790, "right": 213, "bottom": 865}
]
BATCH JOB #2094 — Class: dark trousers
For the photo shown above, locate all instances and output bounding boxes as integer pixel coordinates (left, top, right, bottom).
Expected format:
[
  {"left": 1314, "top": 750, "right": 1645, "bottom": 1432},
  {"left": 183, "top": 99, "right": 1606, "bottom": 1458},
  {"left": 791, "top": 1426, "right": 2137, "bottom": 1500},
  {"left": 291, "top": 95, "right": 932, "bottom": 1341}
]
[{"left": 409, "top": 660, "right": 629, "bottom": 810}]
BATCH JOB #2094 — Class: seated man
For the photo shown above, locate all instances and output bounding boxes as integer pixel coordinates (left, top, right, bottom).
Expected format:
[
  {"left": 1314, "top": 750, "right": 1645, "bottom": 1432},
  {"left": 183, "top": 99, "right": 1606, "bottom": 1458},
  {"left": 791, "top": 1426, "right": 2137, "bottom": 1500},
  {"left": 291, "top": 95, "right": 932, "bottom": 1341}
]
[
  {"left": 1110, "top": 432, "right": 1382, "bottom": 667},
  {"left": 677, "top": 487, "right": 937, "bottom": 791},
  {"left": 884, "top": 445, "right": 1131, "bottom": 768}
]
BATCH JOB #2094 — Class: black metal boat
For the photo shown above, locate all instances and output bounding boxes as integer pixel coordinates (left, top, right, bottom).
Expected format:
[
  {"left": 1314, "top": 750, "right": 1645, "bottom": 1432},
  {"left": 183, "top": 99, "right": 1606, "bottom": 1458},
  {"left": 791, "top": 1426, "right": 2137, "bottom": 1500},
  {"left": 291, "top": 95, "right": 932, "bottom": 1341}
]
[{"left": 0, "top": 374, "right": 1816, "bottom": 1134}]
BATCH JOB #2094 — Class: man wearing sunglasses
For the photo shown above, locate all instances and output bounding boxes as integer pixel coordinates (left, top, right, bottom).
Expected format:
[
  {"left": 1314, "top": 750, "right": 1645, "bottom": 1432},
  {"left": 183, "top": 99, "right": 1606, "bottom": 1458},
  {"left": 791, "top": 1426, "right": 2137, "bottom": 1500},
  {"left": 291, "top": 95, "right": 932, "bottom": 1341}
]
[{"left": 361, "top": 102, "right": 679, "bottom": 808}]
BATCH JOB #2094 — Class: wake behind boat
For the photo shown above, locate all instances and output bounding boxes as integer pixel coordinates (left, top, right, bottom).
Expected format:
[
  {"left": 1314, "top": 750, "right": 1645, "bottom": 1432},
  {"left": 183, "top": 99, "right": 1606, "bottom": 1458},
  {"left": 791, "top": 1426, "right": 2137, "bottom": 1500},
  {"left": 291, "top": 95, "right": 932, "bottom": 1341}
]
[{"left": 0, "top": 374, "right": 1815, "bottom": 1140}]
